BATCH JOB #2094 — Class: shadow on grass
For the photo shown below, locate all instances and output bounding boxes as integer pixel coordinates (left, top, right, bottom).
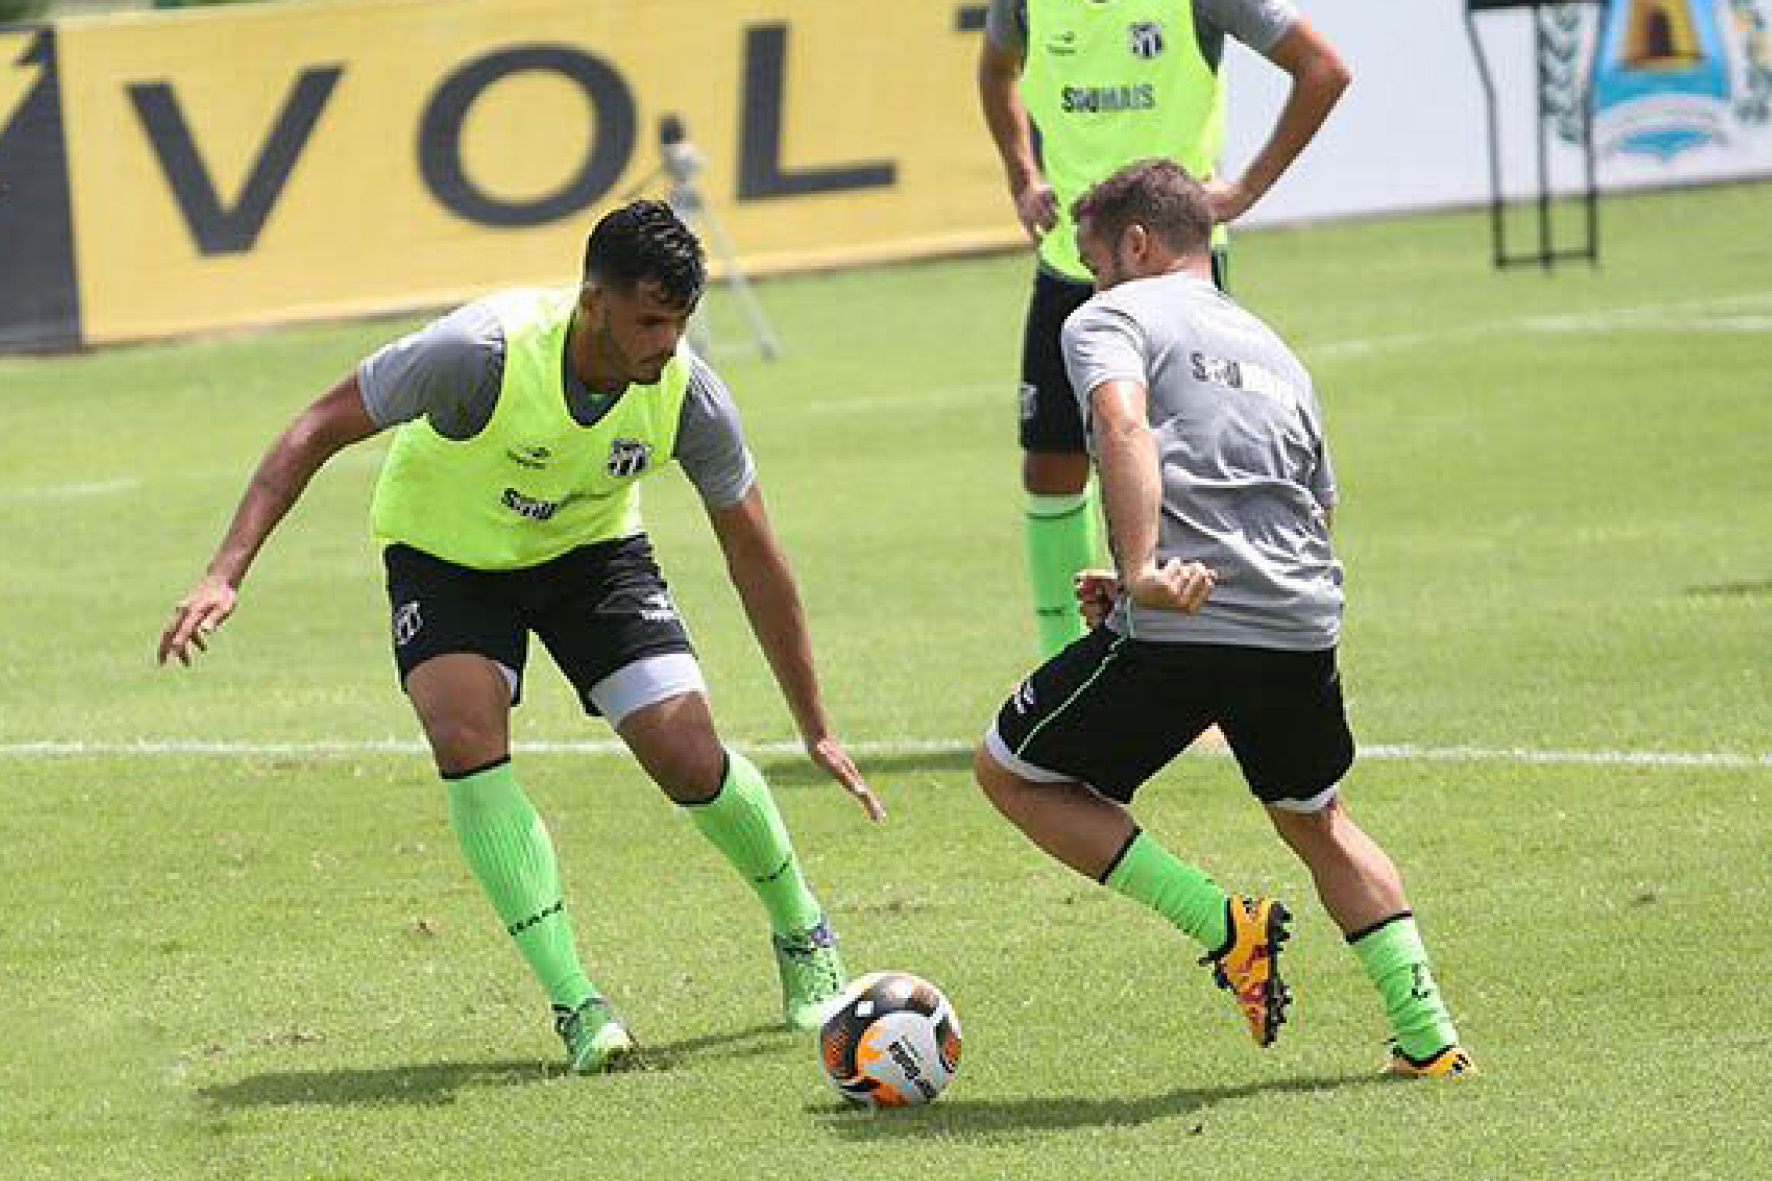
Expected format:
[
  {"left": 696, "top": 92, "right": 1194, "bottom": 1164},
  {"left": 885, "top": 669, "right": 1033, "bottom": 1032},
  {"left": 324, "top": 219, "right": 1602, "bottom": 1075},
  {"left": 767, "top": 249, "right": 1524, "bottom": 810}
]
[
  {"left": 1684, "top": 578, "right": 1772, "bottom": 598},
  {"left": 200, "top": 1022, "right": 788, "bottom": 1109},
  {"left": 809, "top": 1072, "right": 1386, "bottom": 1139},
  {"left": 200, "top": 1059, "right": 555, "bottom": 1109},
  {"left": 760, "top": 748, "right": 975, "bottom": 789},
  {"left": 627, "top": 1021, "right": 791, "bottom": 1072}
]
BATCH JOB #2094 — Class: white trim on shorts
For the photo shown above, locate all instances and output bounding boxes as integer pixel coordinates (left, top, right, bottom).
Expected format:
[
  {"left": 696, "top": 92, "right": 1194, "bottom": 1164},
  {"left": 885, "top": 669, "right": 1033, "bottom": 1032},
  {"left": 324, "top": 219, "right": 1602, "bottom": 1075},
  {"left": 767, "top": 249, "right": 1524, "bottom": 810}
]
[
  {"left": 1264, "top": 783, "right": 1341, "bottom": 813},
  {"left": 983, "top": 722, "right": 1078, "bottom": 784},
  {"left": 589, "top": 652, "right": 708, "bottom": 727}
]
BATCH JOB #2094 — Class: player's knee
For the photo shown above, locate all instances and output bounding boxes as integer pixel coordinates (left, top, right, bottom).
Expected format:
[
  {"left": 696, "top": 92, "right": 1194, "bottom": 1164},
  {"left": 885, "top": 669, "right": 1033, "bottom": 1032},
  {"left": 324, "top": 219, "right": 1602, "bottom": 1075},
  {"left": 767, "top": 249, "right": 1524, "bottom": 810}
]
[
  {"left": 973, "top": 745, "right": 1018, "bottom": 806},
  {"left": 424, "top": 717, "right": 507, "bottom": 773},
  {"left": 1266, "top": 792, "right": 1349, "bottom": 853},
  {"left": 1022, "top": 451, "right": 1091, "bottom": 496},
  {"left": 645, "top": 734, "right": 727, "bottom": 803}
]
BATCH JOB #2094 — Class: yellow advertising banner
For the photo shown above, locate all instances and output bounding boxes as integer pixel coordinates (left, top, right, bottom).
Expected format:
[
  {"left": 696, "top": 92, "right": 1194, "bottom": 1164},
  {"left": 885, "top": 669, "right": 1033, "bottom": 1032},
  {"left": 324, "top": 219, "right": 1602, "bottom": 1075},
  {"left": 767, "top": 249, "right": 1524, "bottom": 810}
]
[{"left": 48, "top": 0, "right": 1018, "bottom": 345}]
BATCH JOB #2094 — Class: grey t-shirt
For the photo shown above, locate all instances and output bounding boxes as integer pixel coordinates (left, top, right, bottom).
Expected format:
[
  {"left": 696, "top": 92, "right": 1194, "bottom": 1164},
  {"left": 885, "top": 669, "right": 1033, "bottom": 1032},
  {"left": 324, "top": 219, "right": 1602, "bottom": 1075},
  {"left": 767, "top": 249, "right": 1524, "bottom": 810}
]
[
  {"left": 1062, "top": 271, "right": 1341, "bottom": 648},
  {"left": 356, "top": 296, "right": 755, "bottom": 509},
  {"left": 985, "top": 0, "right": 1298, "bottom": 67}
]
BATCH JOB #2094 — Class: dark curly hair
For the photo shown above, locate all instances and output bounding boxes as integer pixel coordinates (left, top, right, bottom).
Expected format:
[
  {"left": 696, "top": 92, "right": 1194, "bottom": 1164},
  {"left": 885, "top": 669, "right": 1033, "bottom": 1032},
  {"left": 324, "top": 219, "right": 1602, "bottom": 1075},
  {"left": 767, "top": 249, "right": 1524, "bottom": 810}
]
[
  {"left": 1071, "top": 159, "right": 1212, "bottom": 257},
  {"left": 582, "top": 200, "right": 706, "bottom": 306}
]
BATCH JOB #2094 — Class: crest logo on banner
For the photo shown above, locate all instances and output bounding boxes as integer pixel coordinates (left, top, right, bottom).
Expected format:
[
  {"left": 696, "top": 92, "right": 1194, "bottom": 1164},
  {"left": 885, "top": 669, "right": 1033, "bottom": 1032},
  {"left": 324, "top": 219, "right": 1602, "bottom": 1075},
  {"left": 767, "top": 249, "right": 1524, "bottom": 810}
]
[{"left": 1561, "top": 0, "right": 1772, "bottom": 160}]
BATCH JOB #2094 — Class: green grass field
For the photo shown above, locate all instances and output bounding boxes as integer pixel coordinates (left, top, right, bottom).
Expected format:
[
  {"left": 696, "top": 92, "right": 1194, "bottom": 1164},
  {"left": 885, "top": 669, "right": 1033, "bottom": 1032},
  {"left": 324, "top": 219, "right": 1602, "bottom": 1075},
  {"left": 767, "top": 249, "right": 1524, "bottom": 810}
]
[{"left": 2, "top": 181, "right": 1769, "bottom": 1180}]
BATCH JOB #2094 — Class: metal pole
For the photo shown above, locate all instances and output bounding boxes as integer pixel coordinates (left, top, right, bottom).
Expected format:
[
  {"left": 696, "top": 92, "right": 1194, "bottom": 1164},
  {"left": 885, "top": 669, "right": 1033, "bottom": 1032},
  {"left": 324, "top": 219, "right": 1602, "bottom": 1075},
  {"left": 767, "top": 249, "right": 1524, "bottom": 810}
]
[
  {"left": 681, "top": 184, "right": 781, "bottom": 362},
  {"left": 1583, "top": 0, "right": 1608, "bottom": 265},
  {"left": 1533, "top": 1, "right": 1554, "bottom": 268},
  {"left": 1464, "top": 5, "right": 1508, "bottom": 268}
]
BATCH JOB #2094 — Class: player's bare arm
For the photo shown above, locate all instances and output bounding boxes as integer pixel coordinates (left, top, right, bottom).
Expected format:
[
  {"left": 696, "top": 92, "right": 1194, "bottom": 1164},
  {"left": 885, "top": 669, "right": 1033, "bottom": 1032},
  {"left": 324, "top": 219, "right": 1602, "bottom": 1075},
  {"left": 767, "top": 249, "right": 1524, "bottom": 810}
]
[
  {"left": 977, "top": 38, "right": 1058, "bottom": 242},
  {"left": 1088, "top": 377, "right": 1214, "bottom": 615},
  {"left": 157, "top": 375, "right": 380, "bottom": 667},
  {"left": 706, "top": 484, "right": 885, "bottom": 822},
  {"left": 1205, "top": 19, "right": 1351, "bottom": 224}
]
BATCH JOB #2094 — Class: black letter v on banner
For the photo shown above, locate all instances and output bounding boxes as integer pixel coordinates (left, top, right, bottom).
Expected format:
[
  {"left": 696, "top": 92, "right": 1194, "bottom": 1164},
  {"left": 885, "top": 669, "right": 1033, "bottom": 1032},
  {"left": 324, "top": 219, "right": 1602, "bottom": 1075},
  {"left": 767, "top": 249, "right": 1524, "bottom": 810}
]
[{"left": 127, "top": 65, "right": 343, "bottom": 256}]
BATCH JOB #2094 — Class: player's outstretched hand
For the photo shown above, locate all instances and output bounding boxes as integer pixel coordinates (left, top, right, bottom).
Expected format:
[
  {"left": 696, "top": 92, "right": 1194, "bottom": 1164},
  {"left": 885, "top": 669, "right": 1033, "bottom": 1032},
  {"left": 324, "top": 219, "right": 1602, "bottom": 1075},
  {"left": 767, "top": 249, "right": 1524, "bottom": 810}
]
[
  {"left": 1074, "top": 568, "right": 1120, "bottom": 629},
  {"left": 808, "top": 735, "right": 886, "bottom": 824},
  {"left": 158, "top": 574, "right": 238, "bottom": 667},
  {"left": 1127, "top": 559, "right": 1216, "bottom": 615},
  {"left": 1012, "top": 177, "right": 1059, "bottom": 243}
]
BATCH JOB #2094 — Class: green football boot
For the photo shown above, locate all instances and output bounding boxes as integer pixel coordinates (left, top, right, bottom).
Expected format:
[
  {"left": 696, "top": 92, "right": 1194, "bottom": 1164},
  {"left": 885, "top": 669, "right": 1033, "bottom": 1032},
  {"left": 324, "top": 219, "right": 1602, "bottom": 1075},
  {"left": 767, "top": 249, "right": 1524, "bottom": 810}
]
[
  {"left": 772, "top": 917, "right": 846, "bottom": 1032},
  {"left": 553, "top": 996, "right": 635, "bottom": 1075}
]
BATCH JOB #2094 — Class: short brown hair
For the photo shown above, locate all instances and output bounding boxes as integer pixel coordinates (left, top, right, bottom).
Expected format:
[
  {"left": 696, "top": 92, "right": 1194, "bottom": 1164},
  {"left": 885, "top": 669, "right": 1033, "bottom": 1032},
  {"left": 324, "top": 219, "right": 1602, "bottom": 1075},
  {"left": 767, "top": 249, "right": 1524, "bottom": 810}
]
[{"left": 1071, "top": 159, "right": 1213, "bottom": 256}]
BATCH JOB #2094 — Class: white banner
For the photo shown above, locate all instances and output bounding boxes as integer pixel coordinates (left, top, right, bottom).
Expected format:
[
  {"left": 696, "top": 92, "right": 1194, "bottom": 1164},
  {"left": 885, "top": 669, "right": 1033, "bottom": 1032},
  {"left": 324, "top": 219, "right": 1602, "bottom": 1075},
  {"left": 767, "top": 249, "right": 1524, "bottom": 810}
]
[{"left": 1223, "top": 0, "right": 1772, "bottom": 227}]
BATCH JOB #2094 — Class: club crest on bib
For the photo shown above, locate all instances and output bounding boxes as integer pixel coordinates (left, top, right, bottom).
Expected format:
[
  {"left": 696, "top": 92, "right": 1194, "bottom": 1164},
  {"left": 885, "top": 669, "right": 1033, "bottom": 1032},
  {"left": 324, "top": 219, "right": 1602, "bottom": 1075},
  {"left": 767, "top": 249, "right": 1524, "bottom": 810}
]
[
  {"left": 607, "top": 438, "right": 652, "bottom": 478},
  {"left": 1129, "top": 21, "right": 1165, "bottom": 59}
]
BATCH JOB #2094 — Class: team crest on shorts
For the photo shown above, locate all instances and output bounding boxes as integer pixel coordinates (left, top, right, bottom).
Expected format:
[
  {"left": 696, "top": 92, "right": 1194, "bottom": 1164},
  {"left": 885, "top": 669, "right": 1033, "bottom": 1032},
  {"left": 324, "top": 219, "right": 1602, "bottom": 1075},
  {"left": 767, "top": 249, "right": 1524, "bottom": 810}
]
[
  {"left": 607, "top": 438, "right": 652, "bottom": 478},
  {"left": 393, "top": 601, "right": 422, "bottom": 647},
  {"left": 1128, "top": 21, "right": 1165, "bottom": 59},
  {"left": 639, "top": 591, "right": 679, "bottom": 623}
]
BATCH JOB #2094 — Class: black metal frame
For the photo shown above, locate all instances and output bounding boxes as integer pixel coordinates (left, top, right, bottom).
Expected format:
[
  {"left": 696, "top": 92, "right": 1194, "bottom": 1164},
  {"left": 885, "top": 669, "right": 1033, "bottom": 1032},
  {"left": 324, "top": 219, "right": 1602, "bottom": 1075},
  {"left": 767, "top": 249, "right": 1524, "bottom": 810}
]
[{"left": 1464, "top": 0, "right": 1612, "bottom": 268}]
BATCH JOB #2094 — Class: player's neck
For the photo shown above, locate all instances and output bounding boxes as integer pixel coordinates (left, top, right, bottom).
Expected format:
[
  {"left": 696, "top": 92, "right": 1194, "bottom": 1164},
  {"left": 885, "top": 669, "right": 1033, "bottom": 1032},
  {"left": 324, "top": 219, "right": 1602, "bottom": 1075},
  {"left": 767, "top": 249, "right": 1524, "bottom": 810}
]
[
  {"left": 1176, "top": 254, "right": 1213, "bottom": 282},
  {"left": 567, "top": 308, "right": 630, "bottom": 396},
  {"left": 1122, "top": 240, "right": 1209, "bottom": 284}
]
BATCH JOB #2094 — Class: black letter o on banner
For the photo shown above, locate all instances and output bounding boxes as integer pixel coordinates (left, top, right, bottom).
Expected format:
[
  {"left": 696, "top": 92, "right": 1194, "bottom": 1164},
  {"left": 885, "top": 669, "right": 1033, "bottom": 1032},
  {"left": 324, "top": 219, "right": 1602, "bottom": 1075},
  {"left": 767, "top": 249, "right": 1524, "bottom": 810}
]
[{"left": 419, "top": 45, "right": 636, "bottom": 226}]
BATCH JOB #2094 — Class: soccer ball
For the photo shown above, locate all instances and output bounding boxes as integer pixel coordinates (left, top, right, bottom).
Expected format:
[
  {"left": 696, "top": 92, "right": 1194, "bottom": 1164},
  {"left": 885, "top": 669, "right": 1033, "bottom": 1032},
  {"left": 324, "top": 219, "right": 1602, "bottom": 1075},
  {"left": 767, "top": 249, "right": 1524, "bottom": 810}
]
[{"left": 818, "top": 971, "right": 961, "bottom": 1106}]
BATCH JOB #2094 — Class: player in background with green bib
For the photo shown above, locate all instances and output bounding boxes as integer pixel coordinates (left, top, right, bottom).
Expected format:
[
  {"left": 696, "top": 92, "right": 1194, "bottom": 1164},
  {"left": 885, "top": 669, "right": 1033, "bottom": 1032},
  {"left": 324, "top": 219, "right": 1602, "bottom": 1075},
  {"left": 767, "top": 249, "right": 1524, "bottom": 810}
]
[
  {"left": 159, "top": 201, "right": 883, "bottom": 1074},
  {"left": 978, "top": 0, "right": 1350, "bottom": 656}
]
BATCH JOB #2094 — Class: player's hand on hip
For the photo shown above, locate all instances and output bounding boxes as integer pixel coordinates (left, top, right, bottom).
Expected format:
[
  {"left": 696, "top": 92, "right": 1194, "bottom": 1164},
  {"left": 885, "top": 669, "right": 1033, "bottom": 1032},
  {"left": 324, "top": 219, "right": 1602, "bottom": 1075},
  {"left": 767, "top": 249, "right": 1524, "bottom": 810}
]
[
  {"left": 808, "top": 735, "right": 886, "bottom": 823},
  {"left": 158, "top": 575, "right": 238, "bottom": 667},
  {"left": 1013, "top": 178, "right": 1059, "bottom": 242},
  {"left": 1127, "top": 559, "right": 1215, "bottom": 615},
  {"left": 1074, "top": 568, "right": 1121, "bottom": 629}
]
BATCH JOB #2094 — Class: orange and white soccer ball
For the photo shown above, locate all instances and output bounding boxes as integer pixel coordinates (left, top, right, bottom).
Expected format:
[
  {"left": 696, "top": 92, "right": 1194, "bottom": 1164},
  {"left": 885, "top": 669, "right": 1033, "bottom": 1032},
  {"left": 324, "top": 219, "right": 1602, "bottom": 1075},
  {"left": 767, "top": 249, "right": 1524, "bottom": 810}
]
[{"left": 818, "top": 971, "right": 961, "bottom": 1106}]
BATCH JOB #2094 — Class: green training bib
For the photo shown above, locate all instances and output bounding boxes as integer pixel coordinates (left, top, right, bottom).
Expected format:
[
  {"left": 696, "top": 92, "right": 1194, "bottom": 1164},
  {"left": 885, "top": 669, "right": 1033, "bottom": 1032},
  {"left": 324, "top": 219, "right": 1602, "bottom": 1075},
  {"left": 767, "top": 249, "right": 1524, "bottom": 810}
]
[
  {"left": 370, "top": 287, "right": 689, "bottom": 570},
  {"left": 1020, "top": 0, "right": 1225, "bottom": 279}
]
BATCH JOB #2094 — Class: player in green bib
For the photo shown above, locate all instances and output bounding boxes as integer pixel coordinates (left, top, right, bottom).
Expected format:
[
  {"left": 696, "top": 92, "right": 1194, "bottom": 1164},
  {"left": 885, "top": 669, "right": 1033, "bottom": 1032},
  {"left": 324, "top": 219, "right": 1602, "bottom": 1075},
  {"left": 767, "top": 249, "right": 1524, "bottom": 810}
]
[
  {"left": 978, "top": 0, "right": 1350, "bottom": 656},
  {"left": 159, "top": 201, "right": 883, "bottom": 1074}
]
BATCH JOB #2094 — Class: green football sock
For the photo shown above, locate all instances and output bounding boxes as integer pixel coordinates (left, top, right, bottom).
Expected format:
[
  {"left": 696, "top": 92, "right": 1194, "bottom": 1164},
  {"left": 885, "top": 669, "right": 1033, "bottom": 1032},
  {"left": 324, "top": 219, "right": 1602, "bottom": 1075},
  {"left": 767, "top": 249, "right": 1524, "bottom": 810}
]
[
  {"left": 445, "top": 760, "right": 595, "bottom": 1011},
  {"left": 1350, "top": 912, "right": 1460, "bottom": 1059},
  {"left": 1025, "top": 487, "right": 1100, "bottom": 658},
  {"left": 1104, "top": 831, "right": 1230, "bottom": 951},
  {"left": 686, "top": 749, "right": 822, "bottom": 936}
]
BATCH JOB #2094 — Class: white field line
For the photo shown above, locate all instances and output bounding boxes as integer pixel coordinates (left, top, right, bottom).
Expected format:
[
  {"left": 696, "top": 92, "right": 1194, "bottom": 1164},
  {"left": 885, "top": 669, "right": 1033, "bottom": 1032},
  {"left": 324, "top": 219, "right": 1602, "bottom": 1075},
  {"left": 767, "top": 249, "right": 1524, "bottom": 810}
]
[
  {"left": 1305, "top": 290, "right": 1772, "bottom": 362},
  {"left": 2, "top": 737, "right": 1767, "bottom": 769},
  {"left": 799, "top": 382, "right": 1003, "bottom": 416},
  {"left": 0, "top": 478, "right": 143, "bottom": 501}
]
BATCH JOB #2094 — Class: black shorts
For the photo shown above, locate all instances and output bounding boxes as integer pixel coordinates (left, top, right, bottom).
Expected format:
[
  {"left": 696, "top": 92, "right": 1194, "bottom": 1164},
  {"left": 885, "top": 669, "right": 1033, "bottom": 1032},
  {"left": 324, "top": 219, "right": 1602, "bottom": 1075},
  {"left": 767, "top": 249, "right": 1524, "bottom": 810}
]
[
  {"left": 383, "top": 535, "right": 693, "bottom": 714},
  {"left": 1017, "top": 252, "right": 1228, "bottom": 454},
  {"left": 987, "top": 626, "right": 1355, "bottom": 807}
]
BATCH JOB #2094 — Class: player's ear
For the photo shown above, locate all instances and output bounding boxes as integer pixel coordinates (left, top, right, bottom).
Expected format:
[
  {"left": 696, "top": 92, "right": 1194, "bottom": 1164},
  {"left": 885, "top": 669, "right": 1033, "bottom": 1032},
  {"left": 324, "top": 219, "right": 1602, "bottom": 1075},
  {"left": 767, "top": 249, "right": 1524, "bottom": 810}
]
[
  {"left": 578, "top": 280, "right": 611, "bottom": 325},
  {"left": 1124, "top": 223, "right": 1150, "bottom": 262}
]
